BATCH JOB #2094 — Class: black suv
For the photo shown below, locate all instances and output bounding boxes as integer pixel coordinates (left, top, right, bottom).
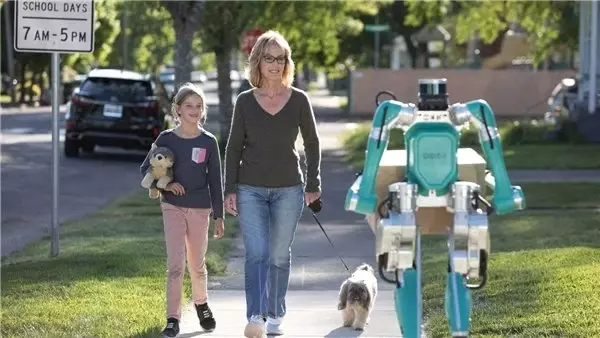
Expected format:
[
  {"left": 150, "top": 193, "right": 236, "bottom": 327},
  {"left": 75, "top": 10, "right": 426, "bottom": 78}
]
[{"left": 64, "top": 68, "right": 171, "bottom": 157}]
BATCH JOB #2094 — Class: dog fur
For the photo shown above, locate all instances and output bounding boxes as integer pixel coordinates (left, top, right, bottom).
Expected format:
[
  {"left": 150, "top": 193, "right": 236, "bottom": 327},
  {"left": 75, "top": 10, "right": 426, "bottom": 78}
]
[{"left": 337, "top": 263, "right": 378, "bottom": 331}]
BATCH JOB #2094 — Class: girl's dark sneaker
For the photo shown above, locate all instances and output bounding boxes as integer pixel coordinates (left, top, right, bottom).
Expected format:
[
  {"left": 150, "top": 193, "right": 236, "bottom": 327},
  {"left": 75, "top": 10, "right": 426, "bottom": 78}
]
[
  {"left": 161, "top": 317, "right": 180, "bottom": 337},
  {"left": 195, "top": 302, "right": 216, "bottom": 331}
]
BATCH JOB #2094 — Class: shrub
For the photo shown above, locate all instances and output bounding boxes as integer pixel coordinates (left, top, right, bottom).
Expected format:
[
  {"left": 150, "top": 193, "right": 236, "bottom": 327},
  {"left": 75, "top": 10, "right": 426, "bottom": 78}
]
[{"left": 500, "top": 120, "right": 555, "bottom": 145}]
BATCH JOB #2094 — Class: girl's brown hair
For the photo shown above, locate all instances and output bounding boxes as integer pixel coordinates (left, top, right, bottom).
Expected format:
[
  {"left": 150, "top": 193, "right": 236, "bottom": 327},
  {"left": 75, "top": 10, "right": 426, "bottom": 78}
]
[
  {"left": 245, "top": 30, "right": 295, "bottom": 88},
  {"left": 170, "top": 82, "right": 207, "bottom": 125}
]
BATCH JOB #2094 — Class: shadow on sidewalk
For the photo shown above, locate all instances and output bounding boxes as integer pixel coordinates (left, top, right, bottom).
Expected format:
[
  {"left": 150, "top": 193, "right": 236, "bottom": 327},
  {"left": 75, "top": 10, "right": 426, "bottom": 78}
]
[{"left": 324, "top": 326, "right": 364, "bottom": 337}]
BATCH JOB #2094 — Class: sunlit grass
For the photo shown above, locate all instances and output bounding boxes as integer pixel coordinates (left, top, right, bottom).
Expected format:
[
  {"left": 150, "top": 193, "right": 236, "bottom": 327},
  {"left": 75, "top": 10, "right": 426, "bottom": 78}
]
[{"left": 1, "top": 190, "right": 238, "bottom": 338}]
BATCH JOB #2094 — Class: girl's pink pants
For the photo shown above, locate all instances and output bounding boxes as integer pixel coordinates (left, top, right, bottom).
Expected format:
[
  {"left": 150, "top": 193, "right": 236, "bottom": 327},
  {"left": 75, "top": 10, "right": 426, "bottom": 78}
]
[{"left": 161, "top": 202, "right": 211, "bottom": 320}]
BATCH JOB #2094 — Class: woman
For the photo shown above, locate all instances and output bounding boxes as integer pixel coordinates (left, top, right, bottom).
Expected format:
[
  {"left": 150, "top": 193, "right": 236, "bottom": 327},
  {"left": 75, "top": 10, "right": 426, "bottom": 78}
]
[{"left": 224, "top": 30, "right": 321, "bottom": 337}]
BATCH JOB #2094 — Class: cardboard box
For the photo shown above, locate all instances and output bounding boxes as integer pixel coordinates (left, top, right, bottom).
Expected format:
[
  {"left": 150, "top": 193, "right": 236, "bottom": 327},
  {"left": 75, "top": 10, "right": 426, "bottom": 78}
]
[{"left": 366, "top": 148, "right": 487, "bottom": 235}]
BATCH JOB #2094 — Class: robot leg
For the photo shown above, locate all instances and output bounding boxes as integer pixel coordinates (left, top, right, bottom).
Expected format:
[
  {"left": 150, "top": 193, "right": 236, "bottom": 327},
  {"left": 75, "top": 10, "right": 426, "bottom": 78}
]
[
  {"left": 445, "top": 182, "right": 491, "bottom": 337},
  {"left": 376, "top": 182, "right": 422, "bottom": 337}
]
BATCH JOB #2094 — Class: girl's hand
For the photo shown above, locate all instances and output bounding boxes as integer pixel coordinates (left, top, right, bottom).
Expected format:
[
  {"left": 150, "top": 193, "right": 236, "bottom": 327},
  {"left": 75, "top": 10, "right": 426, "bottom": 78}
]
[
  {"left": 225, "top": 193, "right": 237, "bottom": 216},
  {"left": 165, "top": 182, "right": 185, "bottom": 196},
  {"left": 213, "top": 218, "right": 225, "bottom": 239}
]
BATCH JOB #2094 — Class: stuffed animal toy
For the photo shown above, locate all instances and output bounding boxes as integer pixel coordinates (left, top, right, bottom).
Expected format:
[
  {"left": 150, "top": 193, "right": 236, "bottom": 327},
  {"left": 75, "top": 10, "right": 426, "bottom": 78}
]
[{"left": 141, "top": 144, "right": 175, "bottom": 199}]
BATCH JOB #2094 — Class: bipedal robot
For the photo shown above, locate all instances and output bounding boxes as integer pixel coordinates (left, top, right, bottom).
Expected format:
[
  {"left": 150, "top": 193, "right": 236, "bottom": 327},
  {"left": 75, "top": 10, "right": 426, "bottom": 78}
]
[{"left": 344, "top": 79, "right": 526, "bottom": 337}]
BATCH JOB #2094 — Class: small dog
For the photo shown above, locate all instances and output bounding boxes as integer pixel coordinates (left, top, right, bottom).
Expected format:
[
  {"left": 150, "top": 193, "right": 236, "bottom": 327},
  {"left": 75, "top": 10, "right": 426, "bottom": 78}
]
[{"left": 337, "top": 263, "right": 378, "bottom": 331}]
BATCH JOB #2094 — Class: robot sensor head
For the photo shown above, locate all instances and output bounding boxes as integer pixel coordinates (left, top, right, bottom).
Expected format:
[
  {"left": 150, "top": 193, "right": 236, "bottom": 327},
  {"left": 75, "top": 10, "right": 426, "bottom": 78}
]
[{"left": 418, "top": 78, "right": 449, "bottom": 111}]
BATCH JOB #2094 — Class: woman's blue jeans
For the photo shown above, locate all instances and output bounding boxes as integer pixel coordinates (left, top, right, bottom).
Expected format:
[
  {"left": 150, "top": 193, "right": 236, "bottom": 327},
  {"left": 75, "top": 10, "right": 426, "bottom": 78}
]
[{"left": 237, "top": 183, "right": 305, "bottom": 320}]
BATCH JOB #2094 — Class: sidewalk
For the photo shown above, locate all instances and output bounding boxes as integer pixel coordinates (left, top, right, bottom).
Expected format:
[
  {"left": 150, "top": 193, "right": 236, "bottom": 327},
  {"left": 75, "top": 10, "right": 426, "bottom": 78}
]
[{"left": 178, "top": 154, "right": 402, "bottom": 337}]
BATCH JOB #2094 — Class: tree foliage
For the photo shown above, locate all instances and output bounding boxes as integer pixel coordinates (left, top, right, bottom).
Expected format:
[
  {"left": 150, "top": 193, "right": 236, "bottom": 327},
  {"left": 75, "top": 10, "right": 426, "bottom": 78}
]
[
  {"left": 63, "top": 0, "right": 121, "bottom": 72},
  {"left": 257, "top": 0, "right": 381, "bottom": 70},
  {"left": 404, "top": 0, "right": 579, "bottom": 64},
  {"left": 161, "top": 0, "right": 204, "bottom": 83}
]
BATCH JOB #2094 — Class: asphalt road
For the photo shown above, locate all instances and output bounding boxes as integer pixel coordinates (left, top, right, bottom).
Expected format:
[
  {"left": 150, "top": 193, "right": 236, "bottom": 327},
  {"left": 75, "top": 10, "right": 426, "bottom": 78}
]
[{"left": 0, "top": 79, "right": 239, "bottom": 257}]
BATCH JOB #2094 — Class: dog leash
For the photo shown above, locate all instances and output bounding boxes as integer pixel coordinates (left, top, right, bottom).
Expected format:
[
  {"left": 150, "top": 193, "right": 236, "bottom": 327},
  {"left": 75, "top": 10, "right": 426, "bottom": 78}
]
[{"left": 308, "top": 199, "right": 350, "bottom": 272}]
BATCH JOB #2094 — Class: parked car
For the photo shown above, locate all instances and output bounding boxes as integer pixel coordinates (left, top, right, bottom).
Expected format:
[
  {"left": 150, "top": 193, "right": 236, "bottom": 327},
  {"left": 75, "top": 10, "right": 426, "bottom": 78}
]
[
  {"left": 64, "top": 68, "right": 171, "bottom": 157},
  {"left": 545, "top": 77, "right": 578, "bottom": 123}
]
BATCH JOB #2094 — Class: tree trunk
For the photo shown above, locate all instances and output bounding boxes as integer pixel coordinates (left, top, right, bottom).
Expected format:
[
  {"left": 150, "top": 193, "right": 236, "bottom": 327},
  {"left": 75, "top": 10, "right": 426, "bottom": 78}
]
[
  {"left": 216, "top": 47, "right": 233, "bottom": 154},
  {"left": 172, "top": 19, "right": 194, "bottom": 84},
  {"left": 402, "top": 33, "right": 419, "bottom": 69},
  {"left": 162, "top": 1, "right": 204, "bottom": 84}
]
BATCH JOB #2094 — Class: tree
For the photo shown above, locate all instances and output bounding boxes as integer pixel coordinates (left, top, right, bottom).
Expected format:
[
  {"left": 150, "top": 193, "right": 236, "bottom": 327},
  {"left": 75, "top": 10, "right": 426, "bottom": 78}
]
[
  {"left": 63, "top": 0, "right": 121, "bottom": 72},
  {"left": 198, "top": 1, "right": 266, "bottom": 152},
  {"left": 258, "top": 1, "right": 381, "bottom": 71},
  {"left": 198, "top": 0, "right": 384, "bottom": 151},
  {"left": 161, "top": 1, "right": 204, "bottom": 84},
  {"left": 385, "top": 1, "right": 429, "bottom": 68},
  {"left": 404, "top": 0, "right": 579, "bottom": 66}
]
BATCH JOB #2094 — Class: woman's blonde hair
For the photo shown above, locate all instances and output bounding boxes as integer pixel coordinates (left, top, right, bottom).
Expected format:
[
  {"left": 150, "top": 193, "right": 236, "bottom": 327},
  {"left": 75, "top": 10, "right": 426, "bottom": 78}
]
[
  {"left": 170, "top": 82, "right": 207, "bottom": 125},
  {"left": 245, "top": 30, "right": 295, "bottom": 88}
]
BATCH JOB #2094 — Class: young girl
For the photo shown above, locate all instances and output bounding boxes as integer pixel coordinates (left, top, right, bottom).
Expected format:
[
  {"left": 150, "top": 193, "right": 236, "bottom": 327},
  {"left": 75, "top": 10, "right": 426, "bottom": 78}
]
[{"left": 140, "top": 82, "right": 225, "bottom": 337}]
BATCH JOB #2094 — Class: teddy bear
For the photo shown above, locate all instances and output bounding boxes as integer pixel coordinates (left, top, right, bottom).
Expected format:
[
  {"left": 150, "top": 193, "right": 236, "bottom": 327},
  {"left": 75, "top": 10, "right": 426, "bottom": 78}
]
[{"left": 141, "top": 144, "right": 175, "bottom": 199}]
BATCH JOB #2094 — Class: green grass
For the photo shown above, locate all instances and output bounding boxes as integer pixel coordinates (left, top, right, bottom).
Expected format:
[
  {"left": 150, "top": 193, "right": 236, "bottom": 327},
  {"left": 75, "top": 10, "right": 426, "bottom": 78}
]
[
  {"left": 502, "top": 145, "right": 600, "bottom": 169},
  {"left": 412, "top": 182, "right": 600, "bottom": 337},
  {"left": 1, "top": 190, "right": 238, "bottom": 338},
  {"left": 1, "top": 95, "right": 10, "bottom": 103},
  {"left": 517, "top": 182, "right": 600, "bottom": 209},
  {"left": 340, "top": 123, "right": 600, "bottom": 170},
  {"left": 2, "top": 181, "right": 599, "bottom": 337},
  {"left": 420, "top": 211, "right": 600, "bottom": 338}
]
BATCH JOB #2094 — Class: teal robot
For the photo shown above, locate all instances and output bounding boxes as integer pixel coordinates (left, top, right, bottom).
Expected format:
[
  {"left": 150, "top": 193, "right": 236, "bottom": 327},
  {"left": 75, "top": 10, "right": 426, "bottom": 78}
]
[{"left": 344, "top": 79, "right": 525, "bottom": 337}]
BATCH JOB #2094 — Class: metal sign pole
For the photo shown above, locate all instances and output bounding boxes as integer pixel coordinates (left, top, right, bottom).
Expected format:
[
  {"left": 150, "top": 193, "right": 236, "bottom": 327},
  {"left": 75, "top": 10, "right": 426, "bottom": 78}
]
[
  {"left": 51, "top": 52, "right": 60, "bottom": 257},
  {"left": 15, "top": 0, "right": 95, "bottom": 257}
]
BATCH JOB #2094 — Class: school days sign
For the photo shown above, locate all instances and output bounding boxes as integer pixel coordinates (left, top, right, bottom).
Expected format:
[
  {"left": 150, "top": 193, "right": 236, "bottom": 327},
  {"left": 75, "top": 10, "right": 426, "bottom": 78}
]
[{"left": 14, "top": 0, "right": 95, "bottom": 53}]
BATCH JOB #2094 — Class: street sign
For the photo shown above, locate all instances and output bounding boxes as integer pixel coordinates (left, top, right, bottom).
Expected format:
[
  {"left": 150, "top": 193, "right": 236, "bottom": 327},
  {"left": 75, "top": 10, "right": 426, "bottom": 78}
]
[
  {"left": 13, "top": 0, "right": 96, "bottom": 257},
  {"left": 14, "top": 0, "right": 95, "bottom": 53},
  {"left": 364, "top": 24, "right": 390, "bottom": 32}
]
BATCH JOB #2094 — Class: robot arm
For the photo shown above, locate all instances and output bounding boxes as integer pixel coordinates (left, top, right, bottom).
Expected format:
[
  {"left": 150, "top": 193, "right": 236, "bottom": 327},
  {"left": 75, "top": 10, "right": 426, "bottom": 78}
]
[
  {"left": 344, "top": 100, "right": 417, "bottom": 215},
  {"left": 449, "top": 100, "right": 525, "bottom": 215}
]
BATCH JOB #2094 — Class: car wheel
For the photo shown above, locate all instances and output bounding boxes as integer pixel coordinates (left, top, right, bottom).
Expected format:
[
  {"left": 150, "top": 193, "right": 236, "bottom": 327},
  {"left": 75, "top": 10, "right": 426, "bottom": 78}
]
[
  {"left": 81, "top": 142, "right": 95, "bottom": 154},
  {"left": 64, "top": 139, "right": 80, "bottom": 157}
]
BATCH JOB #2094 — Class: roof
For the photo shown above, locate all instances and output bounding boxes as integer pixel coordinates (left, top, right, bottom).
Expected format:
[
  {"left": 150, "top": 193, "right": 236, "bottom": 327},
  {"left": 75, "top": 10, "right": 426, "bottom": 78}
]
[{"left": 87, "top": 68, "right": 150, "bottom": 81}]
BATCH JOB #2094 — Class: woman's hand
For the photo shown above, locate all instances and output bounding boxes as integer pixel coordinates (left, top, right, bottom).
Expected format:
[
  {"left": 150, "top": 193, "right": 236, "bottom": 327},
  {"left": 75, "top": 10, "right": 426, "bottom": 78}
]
[
  {"left": 225, "top": 193, "right": 237, "bottom": 216},
  {"left": 165, "top": 182, "right": 185, "bottom": 196},
  {"left": 305, "top": 191, "right": 321, "bottom": 206},
  {"left": 213, "top": 218, "right": 225, "bottom": 239}
]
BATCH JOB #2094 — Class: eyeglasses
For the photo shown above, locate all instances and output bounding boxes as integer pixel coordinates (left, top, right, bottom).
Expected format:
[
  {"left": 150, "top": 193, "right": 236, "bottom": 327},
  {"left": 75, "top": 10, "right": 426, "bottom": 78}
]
[{"left": 263, "top": 54, "right": 286, "bottom": 65}]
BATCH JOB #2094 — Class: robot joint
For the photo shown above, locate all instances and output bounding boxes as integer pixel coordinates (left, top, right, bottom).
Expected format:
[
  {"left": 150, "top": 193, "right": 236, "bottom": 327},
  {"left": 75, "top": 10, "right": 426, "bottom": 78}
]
[{"left": 376, "top": 182, "right": 418, "bottom": 272}]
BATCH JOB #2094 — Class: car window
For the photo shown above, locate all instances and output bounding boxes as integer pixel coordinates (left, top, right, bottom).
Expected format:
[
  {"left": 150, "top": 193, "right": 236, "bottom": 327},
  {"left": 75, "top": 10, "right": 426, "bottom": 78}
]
[{"left": 79, "top": 77, "right": 153, "bottom": 101}]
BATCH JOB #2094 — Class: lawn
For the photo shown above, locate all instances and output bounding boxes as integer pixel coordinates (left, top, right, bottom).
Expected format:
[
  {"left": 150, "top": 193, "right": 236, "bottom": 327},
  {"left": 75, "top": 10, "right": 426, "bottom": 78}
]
[
  {"left": 502, "top": 144, "right": 600, "bottom": 169},
  {"left": 2, "top": 182, "right": 599, "bottom": 337},
  {"left": 417, "top": 183, "right": 600, "bottom": 337},
  {"left": 1, "top": 190, "right": 238, "bottom": 338},
  {"left": 516, "top": 182, "right": 600, "bottom": 209}
]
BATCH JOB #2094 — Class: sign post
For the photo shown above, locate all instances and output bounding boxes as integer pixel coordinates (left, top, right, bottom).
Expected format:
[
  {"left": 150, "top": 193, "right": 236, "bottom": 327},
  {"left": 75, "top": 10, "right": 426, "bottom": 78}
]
[
  {"left": 364, "top": 23, "right": 390, "bottom": 69},
  {"left": 14, "top": 0, "right": 95, "bottom": 257}
]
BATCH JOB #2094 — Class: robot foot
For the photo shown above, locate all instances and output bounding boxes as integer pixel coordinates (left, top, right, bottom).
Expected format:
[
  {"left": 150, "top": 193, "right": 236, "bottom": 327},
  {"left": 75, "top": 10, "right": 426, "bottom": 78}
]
[
  {"left": 444, "top": 272, "right": 472, "bottom": 337},
  {"left": 395, "top": 269, "right": 422, "bottom": 338}
]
